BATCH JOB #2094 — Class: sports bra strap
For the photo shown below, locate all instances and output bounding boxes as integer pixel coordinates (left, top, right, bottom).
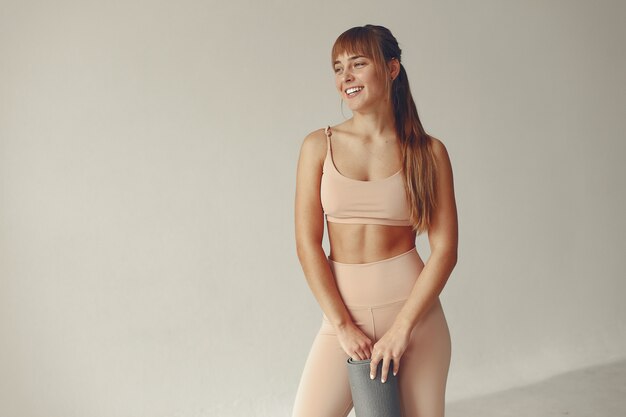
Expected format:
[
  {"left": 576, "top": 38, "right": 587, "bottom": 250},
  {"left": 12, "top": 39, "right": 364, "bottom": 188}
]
[{"left": 324, "top": 126, "right": 332, "bottom": 156}]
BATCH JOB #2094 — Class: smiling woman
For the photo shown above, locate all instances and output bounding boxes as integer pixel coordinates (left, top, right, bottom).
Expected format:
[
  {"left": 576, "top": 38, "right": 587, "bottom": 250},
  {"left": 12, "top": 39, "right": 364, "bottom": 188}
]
[
  {"left": 333, "top": 54, "right": 388, "bottom": 112},
  {"left": 291, "top": 24, "right": 458, "bottom": 417}
]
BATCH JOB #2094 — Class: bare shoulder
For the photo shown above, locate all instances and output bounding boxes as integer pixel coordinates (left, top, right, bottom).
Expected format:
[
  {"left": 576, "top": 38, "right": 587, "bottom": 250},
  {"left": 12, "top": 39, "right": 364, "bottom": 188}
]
[
  {"left": 428, "top": 135, "right": 453, "bottom": 166},
  {"left": 299, "top": 127, "right": 329, "bottom": 164},
  {"left": 302, "top": 127, "right": 328, "bottom": 147}
]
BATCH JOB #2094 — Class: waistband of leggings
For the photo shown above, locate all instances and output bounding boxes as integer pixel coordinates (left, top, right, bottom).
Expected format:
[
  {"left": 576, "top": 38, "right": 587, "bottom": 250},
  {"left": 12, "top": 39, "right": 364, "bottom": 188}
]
[{"left": 327, "top": 246, "right": 418, "bottom": 267}]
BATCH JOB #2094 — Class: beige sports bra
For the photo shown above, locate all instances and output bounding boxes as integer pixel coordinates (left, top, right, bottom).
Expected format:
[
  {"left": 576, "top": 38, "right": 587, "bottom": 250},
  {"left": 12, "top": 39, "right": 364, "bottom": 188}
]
[{"left": 320, "top": 126, "right": 412, "bottom": 227}]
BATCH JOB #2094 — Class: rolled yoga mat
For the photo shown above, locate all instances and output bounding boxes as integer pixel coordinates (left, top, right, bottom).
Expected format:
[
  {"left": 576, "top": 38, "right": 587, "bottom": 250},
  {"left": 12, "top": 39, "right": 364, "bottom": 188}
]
[{"left": 346, "top": 357, "right": 403, "bottom": 417}]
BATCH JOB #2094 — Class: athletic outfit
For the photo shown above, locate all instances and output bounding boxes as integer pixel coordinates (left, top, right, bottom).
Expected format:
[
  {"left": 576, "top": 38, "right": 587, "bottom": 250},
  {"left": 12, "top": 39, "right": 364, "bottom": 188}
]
[{"left": 292, "top": 126, "right": 451, "bottom": 417}]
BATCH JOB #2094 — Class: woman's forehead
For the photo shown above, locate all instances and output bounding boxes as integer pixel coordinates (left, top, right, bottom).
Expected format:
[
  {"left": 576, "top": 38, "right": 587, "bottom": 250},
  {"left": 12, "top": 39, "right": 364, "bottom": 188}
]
[{"left": 333, "top": 49, "right": 371, "bottom": 63}]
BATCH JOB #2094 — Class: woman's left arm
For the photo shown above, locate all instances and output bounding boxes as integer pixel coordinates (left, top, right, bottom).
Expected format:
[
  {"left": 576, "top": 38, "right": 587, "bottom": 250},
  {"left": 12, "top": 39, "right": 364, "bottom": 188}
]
[{"left": 370, "top": 137, "right": 458, "bottom": 382}]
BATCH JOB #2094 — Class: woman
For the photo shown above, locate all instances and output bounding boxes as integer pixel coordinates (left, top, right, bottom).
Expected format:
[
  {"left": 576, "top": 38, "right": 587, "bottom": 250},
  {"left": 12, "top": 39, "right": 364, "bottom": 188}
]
[{"left": 292, "top": 25, "right": 458, "bottom": 417}]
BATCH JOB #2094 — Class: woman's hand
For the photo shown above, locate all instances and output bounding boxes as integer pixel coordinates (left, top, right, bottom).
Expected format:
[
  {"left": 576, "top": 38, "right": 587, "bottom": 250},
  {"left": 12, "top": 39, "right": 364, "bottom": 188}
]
[
  {"left": 369, "top": 321, "right": 412, "bottom": 383},
  {"left": 335, "top": 322, "right": 373, "bottom": 360}
]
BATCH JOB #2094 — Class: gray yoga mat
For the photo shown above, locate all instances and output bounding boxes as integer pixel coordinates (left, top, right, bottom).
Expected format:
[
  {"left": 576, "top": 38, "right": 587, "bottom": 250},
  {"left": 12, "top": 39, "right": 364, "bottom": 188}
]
[{"left": 346, "top": 357, "right": 403, "bottom": 417}]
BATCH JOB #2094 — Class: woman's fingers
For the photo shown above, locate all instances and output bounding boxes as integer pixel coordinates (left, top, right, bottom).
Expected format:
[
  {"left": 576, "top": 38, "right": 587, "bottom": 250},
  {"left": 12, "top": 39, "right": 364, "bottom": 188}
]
[
  {"left": 355, "top": 338, "right": 373, "bottom": 360},
  {"left": 381, "top": 357, "right": 391, "bottom": 383},
  {"left": 392, "top": 356, "right": 400, "bottom": 376},
  {"left": 364, "top": 344, "right": 372, "bottom": 359},
  {"left": 361, "top": 339, "right": 372, "bottom": 359},
  {"left": 369, "top": 351, "right": 382, "bottom": 380},
  {"left": 337, "top": 322, "right": 373, "bottom": 360},
  {"left": 370, "top": 350, "right": 401, "bottom": 383},
  {"left": 342, "top": 327, "right": 373, "bottom": 361}
]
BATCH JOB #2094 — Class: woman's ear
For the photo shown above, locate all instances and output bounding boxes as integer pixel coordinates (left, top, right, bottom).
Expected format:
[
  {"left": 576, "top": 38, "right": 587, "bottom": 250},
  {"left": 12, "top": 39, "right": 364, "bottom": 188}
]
[{"left": 388, "top": 58, "right": 400, "bottom": 81}]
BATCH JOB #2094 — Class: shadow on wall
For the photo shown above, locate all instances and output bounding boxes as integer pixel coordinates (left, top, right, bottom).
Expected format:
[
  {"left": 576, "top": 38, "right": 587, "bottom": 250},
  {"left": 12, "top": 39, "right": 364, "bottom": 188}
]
[{"left": 446, "top": 359, "right": 626, "bottom": 417}]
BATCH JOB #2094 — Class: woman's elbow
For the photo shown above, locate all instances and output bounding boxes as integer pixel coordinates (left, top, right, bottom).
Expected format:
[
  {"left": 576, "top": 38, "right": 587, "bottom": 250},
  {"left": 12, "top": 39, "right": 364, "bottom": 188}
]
[
  {"left": 295, "top": 238, "right": 321, "bottom": 261},
  {"left": 433, "top": 246, "right": 458, "bottom": 269}
]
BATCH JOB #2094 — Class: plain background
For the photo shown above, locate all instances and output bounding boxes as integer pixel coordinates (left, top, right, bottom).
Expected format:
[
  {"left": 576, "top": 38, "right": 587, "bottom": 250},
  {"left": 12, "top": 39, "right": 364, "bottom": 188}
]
[{"left": 1, "top": 1, "right": 625, "bottom": 416}]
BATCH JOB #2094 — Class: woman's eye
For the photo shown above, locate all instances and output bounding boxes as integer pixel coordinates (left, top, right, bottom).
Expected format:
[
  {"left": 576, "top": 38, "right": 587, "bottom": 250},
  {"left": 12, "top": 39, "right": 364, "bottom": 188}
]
[
  {"left": 334, "top": 68, "right": 342, "bottom": 74},
  {"left": 355, "top": 62, "right": 365, "bottom": 67}
]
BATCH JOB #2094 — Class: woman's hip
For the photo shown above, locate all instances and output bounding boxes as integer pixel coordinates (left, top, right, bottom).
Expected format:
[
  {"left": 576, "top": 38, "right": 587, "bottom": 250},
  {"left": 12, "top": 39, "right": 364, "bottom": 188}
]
[{"left": 327, "top": 246, "right": 424, "bottom": 307}]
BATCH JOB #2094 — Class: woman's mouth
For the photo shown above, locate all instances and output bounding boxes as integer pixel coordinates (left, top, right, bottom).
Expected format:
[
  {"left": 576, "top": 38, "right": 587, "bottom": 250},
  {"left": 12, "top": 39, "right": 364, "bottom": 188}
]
[{"left": 345, "top": 86, "right": 364, "bottom": 98}]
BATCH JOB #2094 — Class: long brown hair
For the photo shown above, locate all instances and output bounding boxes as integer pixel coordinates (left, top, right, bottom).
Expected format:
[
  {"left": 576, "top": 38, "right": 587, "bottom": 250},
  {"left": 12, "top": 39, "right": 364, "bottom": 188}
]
[{"left": 331, "top": 25, "right": 438, "bottom": 235}]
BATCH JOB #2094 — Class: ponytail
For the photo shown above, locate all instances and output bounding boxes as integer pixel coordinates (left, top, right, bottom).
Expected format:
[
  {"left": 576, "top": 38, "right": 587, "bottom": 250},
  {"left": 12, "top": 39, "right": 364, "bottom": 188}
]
[{"left": 392, "top": 63, "right": 438, "bottom": 235}]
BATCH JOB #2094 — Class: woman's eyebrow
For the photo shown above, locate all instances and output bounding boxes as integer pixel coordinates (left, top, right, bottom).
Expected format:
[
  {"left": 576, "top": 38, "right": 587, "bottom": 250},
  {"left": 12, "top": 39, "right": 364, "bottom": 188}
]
[{"left": 333, "top": 55, "right": 366, "bottom": 65}]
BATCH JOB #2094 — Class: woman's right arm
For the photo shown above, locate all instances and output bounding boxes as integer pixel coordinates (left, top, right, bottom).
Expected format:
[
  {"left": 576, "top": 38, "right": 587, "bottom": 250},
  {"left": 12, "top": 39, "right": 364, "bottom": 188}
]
[{"left": 294, "top": 129, "right": 372, "bottom": 360}]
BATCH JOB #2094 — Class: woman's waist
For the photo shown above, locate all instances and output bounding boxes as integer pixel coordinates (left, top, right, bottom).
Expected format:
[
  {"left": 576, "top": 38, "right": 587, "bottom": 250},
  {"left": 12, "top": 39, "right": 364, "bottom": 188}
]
[{"left": 327, "top": 223, "right": 416, "bottom": 264}]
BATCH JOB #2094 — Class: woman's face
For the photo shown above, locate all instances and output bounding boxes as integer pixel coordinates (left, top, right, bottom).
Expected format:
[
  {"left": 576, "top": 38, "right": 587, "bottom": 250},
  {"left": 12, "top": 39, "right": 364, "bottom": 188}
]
[{"left": 333, "top": 51, "right": 387, "bottom": 112}]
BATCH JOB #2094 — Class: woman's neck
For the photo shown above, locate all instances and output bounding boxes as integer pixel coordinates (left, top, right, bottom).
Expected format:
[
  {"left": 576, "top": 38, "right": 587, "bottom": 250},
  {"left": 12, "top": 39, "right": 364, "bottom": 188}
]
[{"left": 350, "top": 103, "right": 397, "bottom": 140}]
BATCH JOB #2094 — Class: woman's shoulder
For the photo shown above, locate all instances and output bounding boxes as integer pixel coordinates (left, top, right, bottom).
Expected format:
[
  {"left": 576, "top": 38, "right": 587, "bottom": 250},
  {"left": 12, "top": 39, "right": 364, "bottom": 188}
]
[
  {"left": 298, "top": 126, "right": 330, "bottom": 165},
  {"left": 302, "top": 120, "right": 349, "bottom": 142},
  {"left": 301, "top": 126, "right": 328, "bottom": 149},
  {"left": 426, "top": 134, "right": 454, "bottom": 172},
  {"left": 427, "top": 134, "right": 450, "bottom": 158},
  {"left": 325, "top": 120, "right": 353, "bottom": 137}
]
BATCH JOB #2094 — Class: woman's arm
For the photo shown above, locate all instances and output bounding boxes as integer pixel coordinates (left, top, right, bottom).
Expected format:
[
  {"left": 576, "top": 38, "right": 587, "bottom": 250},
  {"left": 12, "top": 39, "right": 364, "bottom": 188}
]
[
  {"left": 369, "top": 136, "right": 458, "bottom": 381},
  {"left": 294, "top": 129, "right": 373, "bottom": 360},
  {"left": 394, "top": 137, "right": 459, "bottom": 329}
]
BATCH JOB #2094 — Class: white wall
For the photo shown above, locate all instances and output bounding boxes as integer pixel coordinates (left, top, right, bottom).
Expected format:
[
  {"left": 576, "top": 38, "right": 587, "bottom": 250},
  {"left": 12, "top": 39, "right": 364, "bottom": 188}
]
[{"left": 1, "top": 1, "right": 625, "bottom": 416}]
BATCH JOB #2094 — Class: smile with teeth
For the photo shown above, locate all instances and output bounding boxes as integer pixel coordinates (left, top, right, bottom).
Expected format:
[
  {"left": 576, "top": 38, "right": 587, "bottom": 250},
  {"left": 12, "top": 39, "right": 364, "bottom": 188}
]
[{"left": 345, "top": 86, "right": 364, "bottom": 97}]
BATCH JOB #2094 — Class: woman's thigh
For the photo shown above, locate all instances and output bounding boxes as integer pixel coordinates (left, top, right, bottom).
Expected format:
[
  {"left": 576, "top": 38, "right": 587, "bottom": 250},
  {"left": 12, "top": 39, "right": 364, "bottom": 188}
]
[
  {"left": 372, "top": 299, "right": 452, "bottom": 417},
  {"left": 291, "top": 309, "right": 375, "bottom": 417},
  {"left": 291, "top": 331, "right": 352, "bottom": 417}
]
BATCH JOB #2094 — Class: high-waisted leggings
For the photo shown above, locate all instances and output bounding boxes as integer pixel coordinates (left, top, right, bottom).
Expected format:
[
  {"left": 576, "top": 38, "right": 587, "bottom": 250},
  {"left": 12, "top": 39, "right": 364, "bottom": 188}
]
[{"left": 292, "top": 247, "right": 451, "bottom": 417}]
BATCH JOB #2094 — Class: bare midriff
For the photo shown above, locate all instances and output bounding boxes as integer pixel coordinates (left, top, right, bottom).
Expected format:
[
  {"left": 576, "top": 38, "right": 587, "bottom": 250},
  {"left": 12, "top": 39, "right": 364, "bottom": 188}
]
[{"left": 327, "top": 222, "right": 417, "bottom": 264}]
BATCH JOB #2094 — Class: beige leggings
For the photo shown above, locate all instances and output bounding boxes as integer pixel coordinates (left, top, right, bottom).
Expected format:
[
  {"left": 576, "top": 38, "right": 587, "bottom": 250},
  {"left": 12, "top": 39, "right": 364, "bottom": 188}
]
[{"left": 292, "top": 247, "right": 451, "bottom": 417}]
